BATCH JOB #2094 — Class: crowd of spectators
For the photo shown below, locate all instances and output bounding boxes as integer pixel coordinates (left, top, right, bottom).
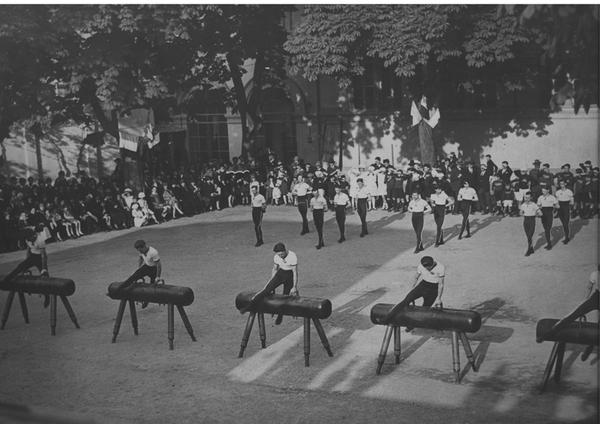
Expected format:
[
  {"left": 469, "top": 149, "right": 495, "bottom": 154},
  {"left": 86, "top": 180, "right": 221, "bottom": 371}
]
[{"left": 0, "top": 150, "right": 598, "bottom": 253}]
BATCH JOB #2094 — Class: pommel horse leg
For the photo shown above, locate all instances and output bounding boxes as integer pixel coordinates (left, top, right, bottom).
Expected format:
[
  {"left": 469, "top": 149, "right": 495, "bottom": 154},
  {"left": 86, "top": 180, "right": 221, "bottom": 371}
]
[
  {"left": 312, "top": 318, "right": 333, "bottom": 357},
  {"left": 394, "top": 326, "right": 401, "bottom": 364},
  {"left": 257, "top": 313, "right": 266, "bottom": 348},
  {"left": 1, "top": 291, "right": 16, "bottom": 329},
  {"left": 60, "top": 296, "right": 80, "bottom": 329},
  {"left": 376, "top": 325, "right": 394, "bottom": 375},
  {"left": 458, "top": 332, "right": 478, "bottom": 372},
  {"left": 168, "top": 303, "right": 175, "bottom": 350},
  {"left": 128, "top": 300, "right": 138, "bottom": 335},
  {"left": 176, "top": 305, "right": 197, "bottom": 342},
  {"left": 451, "top": 331, "right": 460, "bottom": 383},
  {"left": 18, "top": 293, "right": 29, "bottom": 324},
  {"left": 50, "top": 295, "right": 57, "bottom": 336},
  {"left": 112, "top": 299, "right": 127, "bottom": 343},
  {"left": 304, "top": 318, "right": 311, "bottom": 367},
  {"left": 540, "top": 341, "right": 567, "bottom": 392},
  {"left": 238, "top": 312, "right": 256, "bottom": 358}
]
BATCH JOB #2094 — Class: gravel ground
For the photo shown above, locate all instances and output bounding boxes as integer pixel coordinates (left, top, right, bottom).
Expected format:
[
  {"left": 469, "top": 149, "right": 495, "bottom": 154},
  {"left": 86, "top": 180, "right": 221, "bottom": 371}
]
[{"left": 0, "top": 206, "right": 597, "bottom": 424}]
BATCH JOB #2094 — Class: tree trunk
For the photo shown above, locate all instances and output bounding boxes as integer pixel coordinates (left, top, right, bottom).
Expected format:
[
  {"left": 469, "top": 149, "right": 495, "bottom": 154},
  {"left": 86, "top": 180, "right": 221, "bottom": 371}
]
[{"left": 33, "top": 131, "right": 43, "bottom": 180}]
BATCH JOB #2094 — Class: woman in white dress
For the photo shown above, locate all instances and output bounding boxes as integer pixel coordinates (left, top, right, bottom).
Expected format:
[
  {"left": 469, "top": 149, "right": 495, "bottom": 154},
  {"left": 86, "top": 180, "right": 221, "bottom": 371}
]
[
  {"left": 365, "top": 166, "right": 378, "bottom": 210},
  {"left": 376, "top": 167, "right": 389, "bottom": 210}
]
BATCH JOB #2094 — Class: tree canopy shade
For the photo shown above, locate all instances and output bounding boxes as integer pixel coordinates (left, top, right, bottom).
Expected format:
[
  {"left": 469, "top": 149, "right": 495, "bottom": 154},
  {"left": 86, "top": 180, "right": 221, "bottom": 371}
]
[{"left": 285, "top": 4, "right": 599, "bottom": 162}]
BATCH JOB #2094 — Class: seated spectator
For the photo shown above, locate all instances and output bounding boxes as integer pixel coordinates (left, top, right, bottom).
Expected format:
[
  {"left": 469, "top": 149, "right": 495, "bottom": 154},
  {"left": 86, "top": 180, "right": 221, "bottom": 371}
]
[{"left": 131, "top": 202, "right": 148, "bottom": 227}]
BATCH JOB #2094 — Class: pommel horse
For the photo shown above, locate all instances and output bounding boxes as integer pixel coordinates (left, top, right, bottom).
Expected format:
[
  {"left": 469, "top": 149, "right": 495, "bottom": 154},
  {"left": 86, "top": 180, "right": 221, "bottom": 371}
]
[
  {"left": 107, "top": 282, "right": 196, "bottom": 350},
  {"left": 536, "top": 318, "right": 598, "bottom": 392},
  {"left": 370, "top": 304, "right": 482, "bottom": 382},
  {"left": 235, "top": 291, "right": 333, "bottom": 366},
  {"left": 0, "top": 275, "right": 79, "bottom": 335}
]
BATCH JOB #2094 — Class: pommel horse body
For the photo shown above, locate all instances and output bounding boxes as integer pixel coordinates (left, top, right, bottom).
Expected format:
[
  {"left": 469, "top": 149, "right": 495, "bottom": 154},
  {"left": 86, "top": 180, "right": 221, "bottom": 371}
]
[
  {"left": 0, "top": 275, "right": 79, "bottom": 335},
  {"left": 107, "top": 282, "right": 196, "bottom": 350},
  {"left": 536, "top": 318, "right": 598, "bottom": 392},
  {"left": 370, "top": 304, "right": 482, "bottom": 382},
  {"left": 235, "top": 291, "right": 333, "bottom": 366}
]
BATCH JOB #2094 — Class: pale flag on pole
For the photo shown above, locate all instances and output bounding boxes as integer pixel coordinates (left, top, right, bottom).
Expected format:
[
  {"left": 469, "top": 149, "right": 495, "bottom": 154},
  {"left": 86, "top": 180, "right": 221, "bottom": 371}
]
[{"left": 411, "top": 100, "right": 422, "bottom": 127}]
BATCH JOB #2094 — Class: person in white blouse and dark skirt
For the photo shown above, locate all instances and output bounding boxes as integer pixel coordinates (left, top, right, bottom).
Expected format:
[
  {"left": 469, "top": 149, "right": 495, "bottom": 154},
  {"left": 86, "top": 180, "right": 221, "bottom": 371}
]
[
  {"left": 519, "top": 191, "right": 540, "bottom": 256},
  {"left": 292, "top": 174, "right": 312, "bottom": 235},
  {"left": 555, "top": 179, "right": 574, "bottom": 244},
  {"left": 457, "top": 180, "right": 478, "bottom": 239},
  {"left": 408, "top": 191, "right": 432, "bottom": 253},
  {"left": 537, "top": 184, "right": 558, "bottom": 250},
  {"left": 310, "top": 188, "right": 328, "bottom": 249},
  {"left": 355, "top": 178, "right": 371, "bottom": 237},
  {"left": 333, "top": 185, "right": 350, "bottom": 243},
  {"left": 429, "top": 184, "right": 453, "bottom": 247},
  {"left": 250, "top": 185, "right": 267, "bottom": 247}
]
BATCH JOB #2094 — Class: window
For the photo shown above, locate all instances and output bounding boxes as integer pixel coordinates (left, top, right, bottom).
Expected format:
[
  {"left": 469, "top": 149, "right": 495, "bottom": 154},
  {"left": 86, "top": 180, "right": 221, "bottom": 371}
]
[{"left": 188, "top": 114, "right": 229, "bottom": 164}]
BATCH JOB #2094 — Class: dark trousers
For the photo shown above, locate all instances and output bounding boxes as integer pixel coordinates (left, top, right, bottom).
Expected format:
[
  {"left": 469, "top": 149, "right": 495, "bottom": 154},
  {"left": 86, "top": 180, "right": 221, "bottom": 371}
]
[
  {"left": 523, "top": 216, "right": 536, "bottom": 247},
  {"left": 412, "top": 212, "right": 424, "bottom": 248},
  {"left": 118, "top": 265, "right": 157, "bottom": 292},
  {"left": 548, "top": 290, "right": 599, "bottom": 336},
  {"left": 541, "top": 207, "right": 553, "bottom": 245},
  {"left": 335, "top": 205, "right": 346, "bottom": 239},
  {"left": 478, "top": 189, "right": 491, "bottom": 213},
  {"left": 433, "top": 205, "right": 445, "bottom": 243},
  {"left": 297, "top": 196, "right": 309, "bottom": 233},
  {"left": 558, "top": 201, "right": 570, "bottom": 239},
  {"left": 1, "top": 254, "right": 43, "bottom": 286},
  {"left": 247, "top": 269, "right": 294, "bottom": 323},
  {"left": 460, "top": 200, "right": 472, "bottom": 236},
  {"left": 357, "top": 198, "right": 368, "bottom": 235},
  {"left": 252, "top": 207, "right": 263, "bottom": 243},
  {"left": 313, "top": 209, "right": 324, "bottom": 245},
  {"left": 385, "top": 280, "right": 439, "bottom": 322}
]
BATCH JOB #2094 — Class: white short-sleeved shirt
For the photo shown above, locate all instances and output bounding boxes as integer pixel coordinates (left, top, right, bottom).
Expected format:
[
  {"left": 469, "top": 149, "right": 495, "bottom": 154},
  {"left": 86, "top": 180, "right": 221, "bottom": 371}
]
[
  {"left": 274, "top": 250, "right": 297, "bottom": 271},
  {"left": 252, "top": 194, "right": 266, "bottom": 207},
  {"left": 537, "top": 194, "right": 558, "bottom": 208},
  {"left": 293, "top": 182, "right": 311, "bottom": 196},
  {"left": 355, "top": 186, "right": 371, "bottom": 199},
  {"left": 310, "top": 197, "right": 327, "bottom": 210},
  {"left": 140, "top": 246, "right": 160, "bottom": 267},
  {"left": 408, "top": 198, "right": 431, "bottom": 213},
  {"left": 430, "top": 191, "right": 449, "bottom": 206},
  {"left": 27, "top": 233, "right": 46, "bottom": 255},
  {"left": 417, "top": 262, "right": 445, "bottom": 284},
  {"left": 555, "top": 188, "right": 574, "bottom": 203},
  {"left": 334, "top": 192, "right": 350, "bottom": 206},
  {"left": 520, "top": 202, "right": 539, "bottom": 217},
  {"left": 458, "top": 187, "right": 478, "bottom": 201}
]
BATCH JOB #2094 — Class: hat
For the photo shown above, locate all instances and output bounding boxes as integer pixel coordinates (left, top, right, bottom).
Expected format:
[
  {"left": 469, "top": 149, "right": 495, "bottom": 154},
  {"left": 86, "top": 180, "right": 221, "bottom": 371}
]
[
  {"left": 584, "top": 160, "right": 592, "bottom": 165},
  {"left": 124, "top": 188, "right": 132, "bottom": 193},
  {"left": 533, "top": 159, "right": 541, "bottom": 165},
  {"left": 562, "top": 163, "right": 570, "bottom": 169},
  {"left": 273, "top": 242, "right": 286, "bottom": 252},
  {"left": 138, "top": 192, "right": 145, "bottom": 198},
  {"left": 542, "top": 163, "right": 550, "bottom": 168}
]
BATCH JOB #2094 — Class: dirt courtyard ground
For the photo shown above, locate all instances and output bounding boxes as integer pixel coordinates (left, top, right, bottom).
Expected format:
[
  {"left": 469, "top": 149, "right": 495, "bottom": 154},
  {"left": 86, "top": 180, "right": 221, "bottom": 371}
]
[{"left": 0, "top": 206, "right": 597, "bottom": 423}]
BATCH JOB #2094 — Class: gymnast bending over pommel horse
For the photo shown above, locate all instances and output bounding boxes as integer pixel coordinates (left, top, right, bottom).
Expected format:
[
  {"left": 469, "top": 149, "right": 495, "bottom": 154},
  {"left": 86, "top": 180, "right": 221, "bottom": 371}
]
[
  {"left": 536, "top": 266, "right": 599, "bottom": 392},
  {"left": 236, "top": 241, "right": 333, "bottom": 367},
  {"left": 1, "top": 226, "right": 79, "bottom": 335},
  {"left": 107, "top": 240, "right": 196, "bottom": 350},
  {"left": 372, "top": 256, "right": 482, "bottom": 383}
]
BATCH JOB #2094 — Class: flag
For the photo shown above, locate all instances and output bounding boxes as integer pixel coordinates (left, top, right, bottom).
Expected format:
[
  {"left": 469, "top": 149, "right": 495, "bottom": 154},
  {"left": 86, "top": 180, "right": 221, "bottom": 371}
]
[{"left": 118, "top": 108, "right": 157, "bottom": 152}]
